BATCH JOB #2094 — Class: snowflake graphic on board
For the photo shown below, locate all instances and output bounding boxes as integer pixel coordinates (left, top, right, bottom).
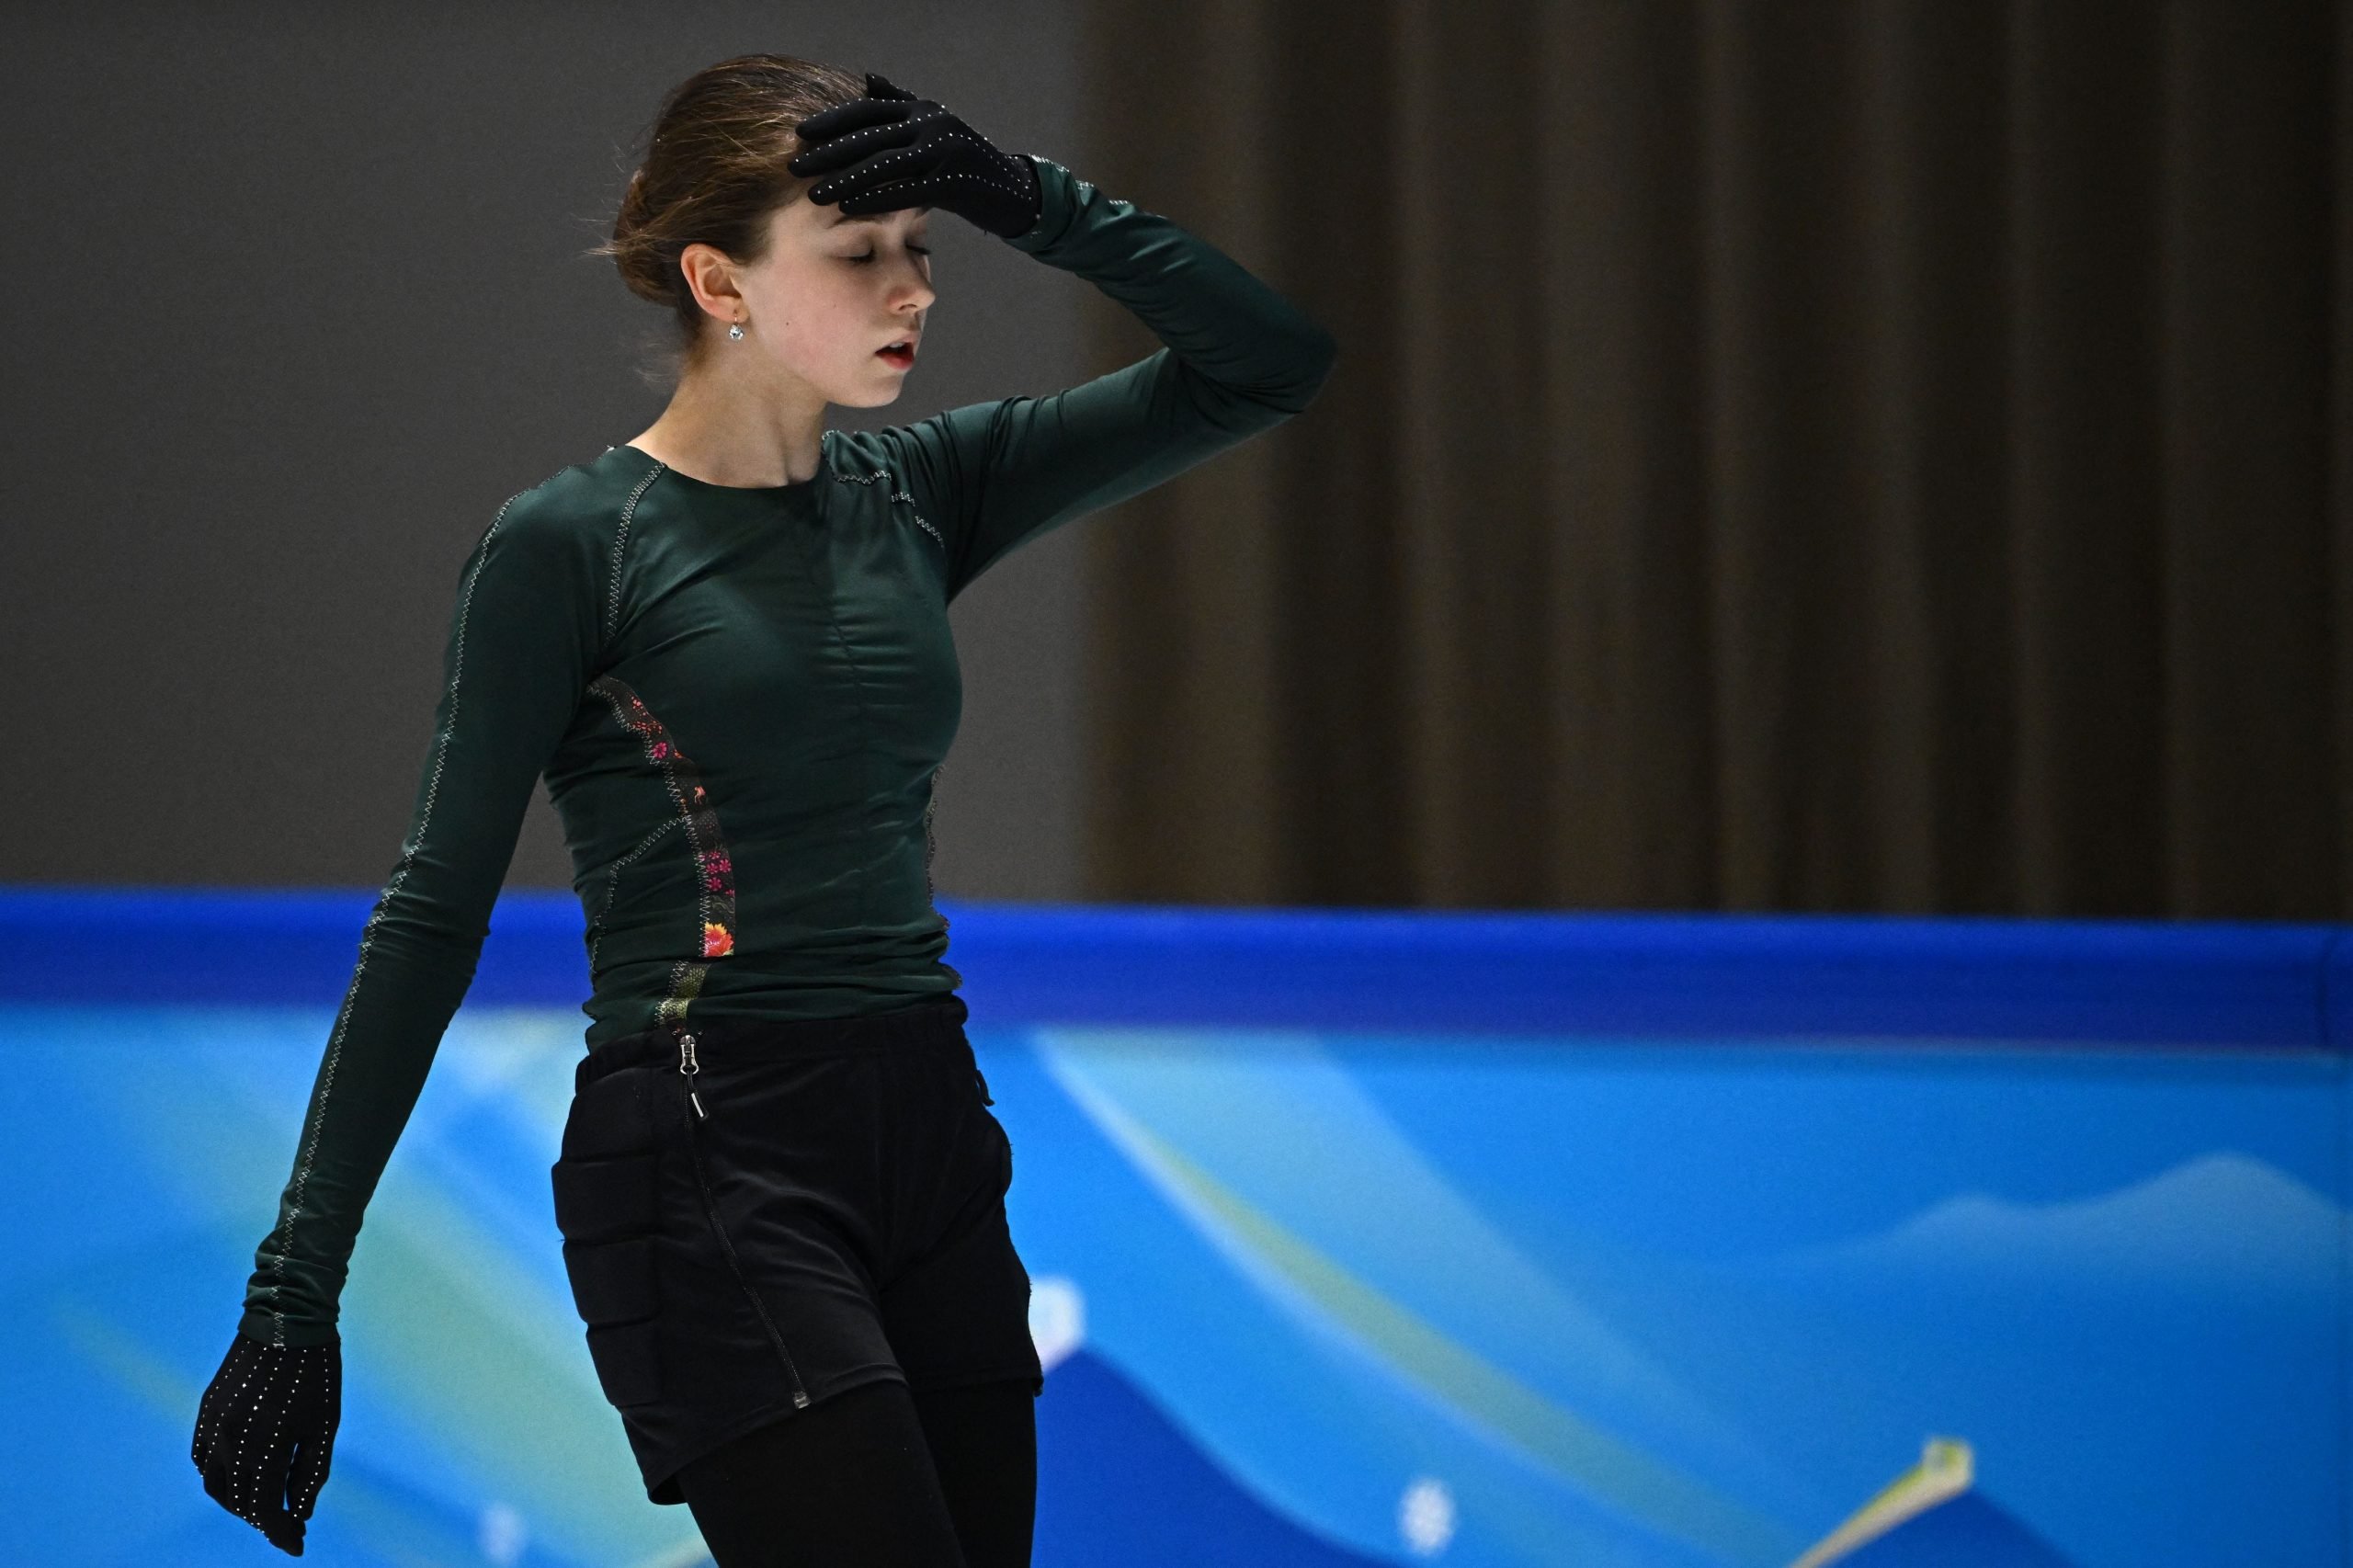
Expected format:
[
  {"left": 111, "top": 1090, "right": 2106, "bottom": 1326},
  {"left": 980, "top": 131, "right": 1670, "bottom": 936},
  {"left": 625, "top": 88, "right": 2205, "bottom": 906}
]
[{"left": 1398, "top": 1475, "right": 1456, "bottom": 1556}]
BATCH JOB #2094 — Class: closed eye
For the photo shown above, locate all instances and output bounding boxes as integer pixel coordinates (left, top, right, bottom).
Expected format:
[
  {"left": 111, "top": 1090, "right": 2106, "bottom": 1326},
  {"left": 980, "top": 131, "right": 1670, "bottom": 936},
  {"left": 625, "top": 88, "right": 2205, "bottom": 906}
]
[{"left": 848, "top": 246, "right": 930, "bottom": 263}]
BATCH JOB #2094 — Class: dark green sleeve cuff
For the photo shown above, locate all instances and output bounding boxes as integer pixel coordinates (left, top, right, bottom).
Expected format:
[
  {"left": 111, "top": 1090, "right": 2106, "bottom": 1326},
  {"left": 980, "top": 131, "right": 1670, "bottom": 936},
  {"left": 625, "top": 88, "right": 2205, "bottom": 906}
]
[{"left": 1003, "top": 154, "right": 1083, "bottom": 254}]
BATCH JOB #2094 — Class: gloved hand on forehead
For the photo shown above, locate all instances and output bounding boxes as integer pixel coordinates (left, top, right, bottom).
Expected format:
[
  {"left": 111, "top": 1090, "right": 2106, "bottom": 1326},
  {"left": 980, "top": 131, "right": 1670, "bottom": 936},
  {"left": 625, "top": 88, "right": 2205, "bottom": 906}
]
[{"left": 790, "top": 72, "right": 1043, "bottom": 241}]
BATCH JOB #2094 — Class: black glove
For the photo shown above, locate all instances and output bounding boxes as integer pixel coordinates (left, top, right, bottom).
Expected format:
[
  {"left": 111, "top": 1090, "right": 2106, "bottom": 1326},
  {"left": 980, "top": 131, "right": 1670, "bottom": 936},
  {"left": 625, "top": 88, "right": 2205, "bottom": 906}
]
[
  {"left": 789, "top": 72, "right": 1043, "bottom": 241},
  {"left": 190, "top": 1332, "right": 340, "bottom": 1556}
]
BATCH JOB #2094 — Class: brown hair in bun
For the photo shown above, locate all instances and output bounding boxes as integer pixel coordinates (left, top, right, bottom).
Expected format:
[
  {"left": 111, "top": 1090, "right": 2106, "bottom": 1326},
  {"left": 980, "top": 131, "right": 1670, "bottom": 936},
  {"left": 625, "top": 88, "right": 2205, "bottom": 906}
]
[{"left": 587, "top": 53, "right": 865, "bottom": 387}]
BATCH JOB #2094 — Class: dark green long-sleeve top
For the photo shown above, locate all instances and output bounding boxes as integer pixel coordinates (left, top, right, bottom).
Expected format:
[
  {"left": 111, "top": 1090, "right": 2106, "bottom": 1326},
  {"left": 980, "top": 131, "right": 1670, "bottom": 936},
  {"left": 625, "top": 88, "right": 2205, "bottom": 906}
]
[{"left": 239, "top": 154, "right": 1337, "bottom": 1349}]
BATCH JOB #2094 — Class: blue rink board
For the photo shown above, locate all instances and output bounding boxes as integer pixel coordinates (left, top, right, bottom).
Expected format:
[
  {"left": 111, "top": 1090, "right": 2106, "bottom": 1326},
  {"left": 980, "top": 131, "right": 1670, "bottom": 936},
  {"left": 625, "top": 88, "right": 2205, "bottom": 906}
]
[{"left": 0, "top": 889, "right": 2345, "bottom": 1568}]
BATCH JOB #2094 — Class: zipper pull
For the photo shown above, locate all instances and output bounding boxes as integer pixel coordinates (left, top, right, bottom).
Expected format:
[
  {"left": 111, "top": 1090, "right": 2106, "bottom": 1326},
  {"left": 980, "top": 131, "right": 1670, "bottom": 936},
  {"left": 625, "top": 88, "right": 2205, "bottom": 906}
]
[{"left": 678, "top": 1030, "right": 707, "bottom": 1120}]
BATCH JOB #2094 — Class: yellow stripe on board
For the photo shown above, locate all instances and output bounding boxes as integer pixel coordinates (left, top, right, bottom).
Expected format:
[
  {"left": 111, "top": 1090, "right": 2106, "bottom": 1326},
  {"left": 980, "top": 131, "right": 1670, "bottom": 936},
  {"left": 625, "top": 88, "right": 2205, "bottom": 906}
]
[{"left": 1788, "top": 1437, "right": 1975, "bottom": 1568}]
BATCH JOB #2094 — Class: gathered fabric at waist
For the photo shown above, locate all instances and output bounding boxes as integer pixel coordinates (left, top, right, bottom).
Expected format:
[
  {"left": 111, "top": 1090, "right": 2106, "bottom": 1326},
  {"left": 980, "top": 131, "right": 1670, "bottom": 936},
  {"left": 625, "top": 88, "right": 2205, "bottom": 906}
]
[
  {"left": 573, "top": 992, "right": 978, "bottom": 1098},
  {"left": 579, "top": 952, "right": 963, "bottom": 1050}
]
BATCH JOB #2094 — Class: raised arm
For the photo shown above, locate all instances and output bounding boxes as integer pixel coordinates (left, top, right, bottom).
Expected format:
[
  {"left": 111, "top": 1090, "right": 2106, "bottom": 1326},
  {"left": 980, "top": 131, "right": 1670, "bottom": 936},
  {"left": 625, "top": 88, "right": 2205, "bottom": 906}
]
[
  {"left": 882, "top": 154, "right": 1339, "bottom": 602},
  {"left": 239, "top": 487, "right": 602, "bottom": 1347}
]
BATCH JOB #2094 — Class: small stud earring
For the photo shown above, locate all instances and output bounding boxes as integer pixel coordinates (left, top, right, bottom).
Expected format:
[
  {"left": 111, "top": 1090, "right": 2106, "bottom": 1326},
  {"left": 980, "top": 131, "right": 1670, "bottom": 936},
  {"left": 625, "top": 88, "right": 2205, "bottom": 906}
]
[{"left": 729, "top": 319, "right": 745, "bottom": 341}]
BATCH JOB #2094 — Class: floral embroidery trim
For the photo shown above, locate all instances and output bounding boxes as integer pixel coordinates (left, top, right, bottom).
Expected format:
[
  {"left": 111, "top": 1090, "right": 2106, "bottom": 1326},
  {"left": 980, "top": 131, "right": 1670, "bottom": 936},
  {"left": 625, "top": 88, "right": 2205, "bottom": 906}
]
[
  {"left": 654, "top": 959, "right": 710, "bottom": 1030},
  {"left": 588, "top": 676, "right": 737, "bottom": 993}
]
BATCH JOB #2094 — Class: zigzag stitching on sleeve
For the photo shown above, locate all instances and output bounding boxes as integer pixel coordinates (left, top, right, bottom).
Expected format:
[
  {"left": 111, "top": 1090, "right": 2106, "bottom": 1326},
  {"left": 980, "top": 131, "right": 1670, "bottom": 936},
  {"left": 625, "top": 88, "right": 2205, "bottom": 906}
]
[
  {"left": 255, "top": 483, "right": 534, "bottom": 1346},
  {"left": 835, "top": 452, "right": 944, "bottom": 551},
  {"left": 603, "top": 463, "right": 663, "bottom": 649}
]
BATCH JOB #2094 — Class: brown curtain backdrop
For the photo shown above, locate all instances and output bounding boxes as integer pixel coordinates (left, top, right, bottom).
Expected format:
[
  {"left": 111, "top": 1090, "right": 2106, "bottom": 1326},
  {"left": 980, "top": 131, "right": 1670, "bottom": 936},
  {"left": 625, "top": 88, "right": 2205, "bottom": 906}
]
[{"left": 1072, "top": 0, "right": 2352, "bottom": 920}]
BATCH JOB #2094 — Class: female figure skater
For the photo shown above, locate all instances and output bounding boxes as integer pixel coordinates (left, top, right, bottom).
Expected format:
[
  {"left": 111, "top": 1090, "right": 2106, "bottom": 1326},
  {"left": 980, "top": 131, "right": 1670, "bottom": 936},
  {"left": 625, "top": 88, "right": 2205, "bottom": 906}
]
[{"left": 188, "top": 54, "right": 1334, "bottom": 1566}]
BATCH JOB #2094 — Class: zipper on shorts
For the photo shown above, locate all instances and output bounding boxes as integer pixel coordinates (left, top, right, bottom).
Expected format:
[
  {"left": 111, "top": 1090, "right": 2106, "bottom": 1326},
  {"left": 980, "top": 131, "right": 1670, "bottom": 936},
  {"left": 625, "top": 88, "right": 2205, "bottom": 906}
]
[
  {"left": 678, "top": 1029, "right": 707, "bottom": 1119},
  {"left": 673, "top": 1025, "right": 813, "bottom": 1409}
]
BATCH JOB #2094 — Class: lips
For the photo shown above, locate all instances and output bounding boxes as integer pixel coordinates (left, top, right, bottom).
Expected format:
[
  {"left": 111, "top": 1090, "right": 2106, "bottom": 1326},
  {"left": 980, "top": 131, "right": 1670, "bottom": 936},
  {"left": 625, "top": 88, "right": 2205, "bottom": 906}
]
[{"left": 877, "top": 341, "right": 916, "bottom": 366}]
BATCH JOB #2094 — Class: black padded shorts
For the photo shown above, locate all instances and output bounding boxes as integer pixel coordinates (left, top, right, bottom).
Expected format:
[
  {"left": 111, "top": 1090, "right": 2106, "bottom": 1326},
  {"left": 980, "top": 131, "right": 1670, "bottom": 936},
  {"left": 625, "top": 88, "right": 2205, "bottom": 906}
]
[{"left": 549, "top": 993, "right": 1042, "bottom": 1506}]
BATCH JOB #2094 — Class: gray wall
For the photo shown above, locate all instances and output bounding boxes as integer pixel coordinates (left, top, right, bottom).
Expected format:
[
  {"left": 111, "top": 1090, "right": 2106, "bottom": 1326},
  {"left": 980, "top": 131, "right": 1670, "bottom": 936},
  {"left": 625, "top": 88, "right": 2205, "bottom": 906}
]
[{"left": 2, "top": 5, "right": 1090, "bottom": 903}]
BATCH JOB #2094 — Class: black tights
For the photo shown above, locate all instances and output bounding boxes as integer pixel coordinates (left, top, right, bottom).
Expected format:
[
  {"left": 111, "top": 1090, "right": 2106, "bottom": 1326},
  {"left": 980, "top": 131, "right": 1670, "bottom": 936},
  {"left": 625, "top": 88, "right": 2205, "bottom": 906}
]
[{"left": 676, "top": 1376, "right": 1038, "bottom": 1567}]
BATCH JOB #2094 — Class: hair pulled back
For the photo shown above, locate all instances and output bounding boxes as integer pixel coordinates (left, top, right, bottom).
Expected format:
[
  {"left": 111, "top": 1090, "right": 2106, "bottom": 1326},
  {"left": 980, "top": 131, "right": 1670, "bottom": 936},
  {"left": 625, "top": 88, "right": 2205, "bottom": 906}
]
[{"left": 589, "top": 53, "right": 867, "bottom": 387}]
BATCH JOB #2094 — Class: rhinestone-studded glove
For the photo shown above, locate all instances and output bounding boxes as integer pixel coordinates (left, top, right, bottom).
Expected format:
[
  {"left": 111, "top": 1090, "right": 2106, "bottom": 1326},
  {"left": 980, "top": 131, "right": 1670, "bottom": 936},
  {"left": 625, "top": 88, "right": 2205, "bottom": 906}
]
[
  {"left": 191, "top": 1333, "right": 339, "bottom": 1556},
  {"left": 789, "top": 72, "right": 1043, "bottom": 241}
]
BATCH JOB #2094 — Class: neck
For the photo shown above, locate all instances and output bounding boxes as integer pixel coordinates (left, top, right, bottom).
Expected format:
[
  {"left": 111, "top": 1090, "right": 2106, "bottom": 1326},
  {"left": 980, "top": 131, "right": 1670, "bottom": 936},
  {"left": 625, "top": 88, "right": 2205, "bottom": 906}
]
[{"left": 629, "top": 354, "right": 828, "bottom": 488}]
